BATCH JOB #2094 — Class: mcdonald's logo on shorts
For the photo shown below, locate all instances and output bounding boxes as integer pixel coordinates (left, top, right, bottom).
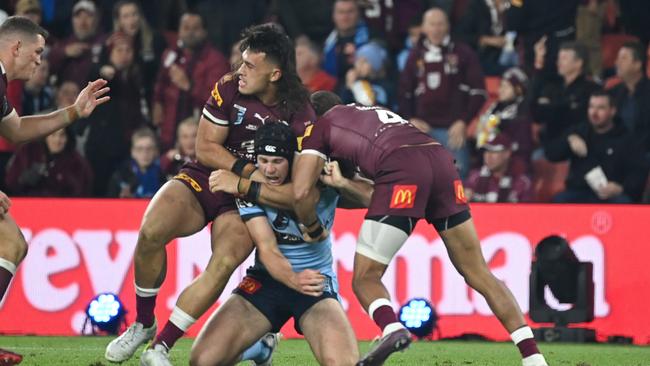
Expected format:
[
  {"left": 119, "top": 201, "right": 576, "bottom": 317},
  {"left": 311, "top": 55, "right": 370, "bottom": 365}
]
[
  {"left": 390, "top": 185, "right": 417, "bottom": 209},
  {"left": 238, "top": 276, "right": 262, "bottom": 294},
  {"left": 454, "top": 180, "right": 467, "bottom": 204}
]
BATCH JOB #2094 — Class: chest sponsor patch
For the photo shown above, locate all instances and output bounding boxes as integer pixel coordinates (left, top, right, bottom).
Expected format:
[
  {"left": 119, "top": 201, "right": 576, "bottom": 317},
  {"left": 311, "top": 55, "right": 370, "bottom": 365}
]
[
  {"left": 238, "top": 276, "right": 262, "bottom": 295},
  {"left": 390, "top": 185, "right": 418, "bottom": 209}
]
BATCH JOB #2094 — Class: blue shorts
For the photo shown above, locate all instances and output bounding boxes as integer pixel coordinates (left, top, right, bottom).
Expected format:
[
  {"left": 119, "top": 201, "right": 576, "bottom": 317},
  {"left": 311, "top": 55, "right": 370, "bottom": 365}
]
[{"left": 233, "top": 267, "right": 338, "bottom": 334}]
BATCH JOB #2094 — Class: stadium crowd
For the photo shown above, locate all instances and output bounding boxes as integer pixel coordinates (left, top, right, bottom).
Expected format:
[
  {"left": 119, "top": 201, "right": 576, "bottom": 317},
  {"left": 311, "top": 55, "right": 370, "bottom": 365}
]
[{"left": 0, "top": 0, "right": 648, "bottom": 203}]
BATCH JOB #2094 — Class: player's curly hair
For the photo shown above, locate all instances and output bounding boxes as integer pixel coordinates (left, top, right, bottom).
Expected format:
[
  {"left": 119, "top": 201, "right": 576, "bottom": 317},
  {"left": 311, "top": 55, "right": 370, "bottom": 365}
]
[{"left": 239, "top": 23, "right": 310, "bottom": 118}]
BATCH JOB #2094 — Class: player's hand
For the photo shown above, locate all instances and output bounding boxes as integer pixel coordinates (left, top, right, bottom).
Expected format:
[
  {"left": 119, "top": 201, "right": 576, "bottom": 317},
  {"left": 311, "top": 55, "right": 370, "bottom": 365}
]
[
  {"left": 568, "top": 134, "right": 588, "bottom": 157},
  {"left": 300, "top": 223, "right": 329, "bottom": 243},
  {"left": 291, "top": 269, "right": 325, "bottom": 297},
  {"left": 74, "top": 79, "right": 111, "bottom": 118},
  {"left": 209, "top": 169, "right": 239, "bottom": 194},
  {"left": 169, "top": 64, "right": 191, "bottom": 91},
  {"left": 448, "top": 119, "right": 467, "bottom": 150},
  {"left": 0, "top": 190, "right": 11, "bottom": 216},
  {"left": 320, "top": 161, "right": 347, "bottom": 188}
]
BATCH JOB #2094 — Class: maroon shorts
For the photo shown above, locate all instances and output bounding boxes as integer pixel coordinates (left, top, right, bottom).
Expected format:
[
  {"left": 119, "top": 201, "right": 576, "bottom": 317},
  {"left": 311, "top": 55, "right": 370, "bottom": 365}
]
[
  {"left": 366, "top": 145, "right": 469, "bottom": 223},
  {"left": 173, "top": 161, "right": 237, "bottom": 223}
]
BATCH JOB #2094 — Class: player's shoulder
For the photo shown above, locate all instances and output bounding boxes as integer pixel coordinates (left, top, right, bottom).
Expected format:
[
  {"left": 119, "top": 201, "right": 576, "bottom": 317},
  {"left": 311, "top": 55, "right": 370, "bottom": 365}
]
[{"left": 210, "top": 72, "right": 239, "bottom": 106}]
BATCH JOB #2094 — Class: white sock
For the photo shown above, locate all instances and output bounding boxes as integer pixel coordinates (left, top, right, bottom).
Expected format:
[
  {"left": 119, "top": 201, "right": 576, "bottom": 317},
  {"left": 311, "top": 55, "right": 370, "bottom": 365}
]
[
  {"left": 510, "top": 326, "right": 534, "bottom": 345},
  {"left": 382, "top": 322, "right": 406, "bottom": 337},
  {"left": 169, "top": 306, "right": 197, "bottom": 332},
  {"left": 0, "top": 257, "right": 17, "bottom": 275},
  {"left": 135, "top": 283, "right": 160, "bottom": 297},
  {"left": 522, "top": 354, "right": 548, "bottom": 366}
]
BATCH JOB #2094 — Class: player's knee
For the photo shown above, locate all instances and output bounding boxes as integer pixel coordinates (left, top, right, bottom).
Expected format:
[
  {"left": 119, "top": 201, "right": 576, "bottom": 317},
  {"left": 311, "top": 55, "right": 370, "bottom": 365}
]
[
  {"left": 351, "top": 268, "right": 380, "bottom": 297},
  {"left": 207, "top": 255, "right": 241, "bottom": 281},
  {"left": 3, "top": 231, "right": 28, "bottom": 263},
  {"left": 137, "top": 222, "right": 167, "bottom": 252}
]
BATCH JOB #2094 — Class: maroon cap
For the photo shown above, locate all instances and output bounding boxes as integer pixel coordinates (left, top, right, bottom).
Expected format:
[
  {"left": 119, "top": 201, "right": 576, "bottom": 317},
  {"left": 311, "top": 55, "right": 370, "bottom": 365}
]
[{"left": 482, "top": 133, "right": 512, "bottom": 152}]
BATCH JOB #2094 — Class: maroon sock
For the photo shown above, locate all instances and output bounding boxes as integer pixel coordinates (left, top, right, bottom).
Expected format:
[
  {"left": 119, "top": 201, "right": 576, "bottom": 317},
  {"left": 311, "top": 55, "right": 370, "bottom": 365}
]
[
  {"left": 372, "top": 305, "right": 398, "bottom": 331},
  {"left": 135, "top": 294, "right": 157, "bottom": 328},
  {"left": 153, "top": 321, "right": 185, "bottom": 350},
  {"left": 0, "top": 267, "right": 14, "bottom": 302},
  {"left": 517, "top": 338, "right": 540, "bottom": 358}
]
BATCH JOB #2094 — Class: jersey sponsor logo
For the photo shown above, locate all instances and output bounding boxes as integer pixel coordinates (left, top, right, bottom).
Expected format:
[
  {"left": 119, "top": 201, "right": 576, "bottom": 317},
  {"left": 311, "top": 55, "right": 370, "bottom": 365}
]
[
  {"left": 233, "top": 104, "right": 246, "bottom": 125},
  {"left": 454, "top": 180, "right": 467, "bottom": 204},
  {"left": 211, "top": 83, "right": 223, "bottom": 107},
  {"left": 297, "top": 124, "right": 314, "bottom": 151},
  {"left": 238, "top": 276, "right": 262, "bottom": 294},
  {"left": 173, "top": 173, "right": 203, "bottom": 192},
  {"left": 390, "top": 185, "right": 417, "bottom": 209},
  {"left": 254, "top": 113, "right": 269, "bottom": 124}
]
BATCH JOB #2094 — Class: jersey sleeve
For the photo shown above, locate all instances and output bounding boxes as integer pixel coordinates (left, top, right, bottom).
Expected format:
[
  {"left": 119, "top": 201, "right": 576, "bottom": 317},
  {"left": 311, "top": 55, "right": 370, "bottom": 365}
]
[
  {"left": 236, "top": 198, "right": 266, "bottom": 221},
  {"left": 299, "top": 116, "right": 330, "bottom": 160},
  {"left": 202, "top": 73, "right": 238, "bottom": 126}
]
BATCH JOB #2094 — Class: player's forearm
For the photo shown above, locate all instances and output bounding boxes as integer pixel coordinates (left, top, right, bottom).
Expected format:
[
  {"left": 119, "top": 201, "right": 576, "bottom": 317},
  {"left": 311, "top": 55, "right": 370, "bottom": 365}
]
[
  {"left": 257, "top": 183, "right": 294, "bottom": 210},
  {"left": 258, "top": 246, "right": 299, "bottom": 290},
  {"left": 9, "top": 106, "right": 78, "bottom": 144},
  {"left": 195, "top": 139, "right": 238, "bottom": 170},
  {"left": 337, "top": 177, "right": 373, "bottom": 208},
  {"left": 294, "top": 186, "right": 320, "bottom": 229}
]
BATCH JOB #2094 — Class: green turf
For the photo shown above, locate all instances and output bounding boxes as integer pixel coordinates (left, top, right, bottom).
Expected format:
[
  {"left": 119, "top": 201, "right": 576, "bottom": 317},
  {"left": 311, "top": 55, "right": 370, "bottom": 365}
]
[{"left": 1, "top": 336, "right": 649, "bottom": 365}]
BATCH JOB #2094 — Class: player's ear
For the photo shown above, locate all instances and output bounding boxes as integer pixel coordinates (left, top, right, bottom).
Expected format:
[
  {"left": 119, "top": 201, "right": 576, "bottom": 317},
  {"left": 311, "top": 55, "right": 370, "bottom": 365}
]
[{"left": 269, "top": 68, "right": 281, "bottom": 82}]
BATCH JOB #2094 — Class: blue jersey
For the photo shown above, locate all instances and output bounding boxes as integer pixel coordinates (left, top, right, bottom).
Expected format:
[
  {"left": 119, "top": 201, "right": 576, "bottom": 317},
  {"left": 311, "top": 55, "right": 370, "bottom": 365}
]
[{"left": 237, "top": 187, "right": 339, "bottom": 291}]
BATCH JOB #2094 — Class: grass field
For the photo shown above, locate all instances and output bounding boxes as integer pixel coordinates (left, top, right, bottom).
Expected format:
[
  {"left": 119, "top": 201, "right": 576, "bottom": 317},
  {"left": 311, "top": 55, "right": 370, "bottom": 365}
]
[{"left": 2, "top": 336, "right": 650, "bottom": 365}]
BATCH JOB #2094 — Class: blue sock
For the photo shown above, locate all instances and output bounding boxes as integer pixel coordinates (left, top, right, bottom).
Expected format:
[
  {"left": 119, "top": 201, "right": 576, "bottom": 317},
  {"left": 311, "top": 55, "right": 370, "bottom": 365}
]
[{"left": 241, "top": 339, "right": 271, "bottom": 363}]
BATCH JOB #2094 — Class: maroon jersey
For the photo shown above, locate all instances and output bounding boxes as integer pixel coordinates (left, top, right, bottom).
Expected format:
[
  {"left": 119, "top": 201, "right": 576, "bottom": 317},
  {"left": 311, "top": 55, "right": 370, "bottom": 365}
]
[
  {"left": 202, "top": 73, "right": 315, "bottom": 163},
  {"left": 398, "top": 37, "right": 486, "bottom": 128},
  {"left": 301, "top": 104, "right": 432, "bottom": 178},
  {"left": 1, "top": 64, "right": 15, "bottom": 119}
]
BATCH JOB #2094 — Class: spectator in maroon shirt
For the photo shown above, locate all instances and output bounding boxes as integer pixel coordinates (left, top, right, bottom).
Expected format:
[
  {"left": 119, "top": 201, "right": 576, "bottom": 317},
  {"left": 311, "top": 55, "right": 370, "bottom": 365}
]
[
  {"left": 152, "top": 11, "right": 229, "bottom": 150},
  {"left": 5, "top": 127, "right": 93, "bottom": 197},
  {"left": 48, "top": 1, "right": 107, "bottom": 88},
  {"left": 398, "top": 7, "right": 487, "bottom": 178},
  {"left": 475, "top": 67, "right": 533, "bottom": 173},
  {"left": 465, "top": 133, "right": 533, "bottom": 203}
]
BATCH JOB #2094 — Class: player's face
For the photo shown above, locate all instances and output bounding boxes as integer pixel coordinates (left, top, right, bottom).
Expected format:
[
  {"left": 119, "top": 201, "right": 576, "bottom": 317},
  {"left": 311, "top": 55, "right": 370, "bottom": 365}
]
[
  {"left": 117, "top": 3, "right": 141, "bottom": 37},
  {"left": 14, "top": 35, "right": 45, "bottom": 81},
  {"left": 257, "top": 154, "right": 289, "bottom": 185},
  {"left": 237, "top": 49, "right": 280, "bottom": 96},
  {"left": 45, "top": 128, "right": 67, "bottom": 154}
]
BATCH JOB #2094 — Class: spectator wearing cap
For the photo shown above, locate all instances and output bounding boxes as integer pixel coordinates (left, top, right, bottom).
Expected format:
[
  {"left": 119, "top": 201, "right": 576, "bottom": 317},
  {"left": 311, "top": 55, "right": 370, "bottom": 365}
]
[
  {"left": 545, "top": 90, "right": 648, "bottom": 203},
  {"left": 323, "top": 0, "right": 371, "bottom": 85},
  {"left": 48, "top": 0, "right": 107, "bottom": 88},
  {"left": 398, "top": 7, "right": 486, "bottom": 179},
  {"left": 531, "top": 41, "right": 599, "bottom": 146},
  {"left": 475, "top": 67, "right": 533, "bottom": 173},
  {"left": 341, "top": 41, "right": 392, "bottom": 107},
  {"left": 112, "top": 0, "right": 167, "bottom": 104},
  {"left": 14, "top": 0, "right": 43, "bottom": 26},
  {"left": 152, "top": 11, "right": 229, "bottom": 150},
  {"left": 464, "top": 133, "right": 534, "bottom": 203},
  {"left": 296, "top": 37, "right": 337, "bottom": 93},
  {"left": 609, "top": 41, "right": 650, "bottom": 161},
  {"left": 78, "top": 31, "right": 148, "bottom": 197}
]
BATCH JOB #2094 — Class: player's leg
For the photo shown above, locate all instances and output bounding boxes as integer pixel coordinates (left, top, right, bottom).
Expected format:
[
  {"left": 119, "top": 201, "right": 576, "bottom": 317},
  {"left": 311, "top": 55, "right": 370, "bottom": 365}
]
[
  {"left": 353, "top": 217, "right": 414, "bottom": 366},
  {"left": 189, "top": 294, "right": 271, "bottom": 366},
  {"left": 299, "top": 298, "right": 359, "bottom": 366},
  {"left": 149, "top": 210, "right": 254, "bottom": 355},
  {"left": 105, "top": 180, "right": 205, "bottom": 362},
  {"left": 437, "top": 215, "right": 547, "bottom": 366},
  {"left": 0, "top": 213, "right": 27, "bottom": 303}
]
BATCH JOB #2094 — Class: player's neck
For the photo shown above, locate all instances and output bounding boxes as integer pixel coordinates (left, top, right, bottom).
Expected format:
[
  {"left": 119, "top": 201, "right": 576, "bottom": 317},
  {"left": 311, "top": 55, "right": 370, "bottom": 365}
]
[
  {"left": 257, "top": 85, "right": 280, "bottom": 106},
  {"left": 0, "top": 58, "right": 13, "bottom": 81}
]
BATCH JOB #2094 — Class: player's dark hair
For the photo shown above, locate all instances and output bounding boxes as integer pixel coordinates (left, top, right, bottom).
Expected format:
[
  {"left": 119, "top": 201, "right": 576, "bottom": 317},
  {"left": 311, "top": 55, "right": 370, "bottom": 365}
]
[
  {"left": 0, "top": 16, "right": 48, "bottom": 40},
  {"left": 310, "top": 91, "right": 342, "bottom": 117},
  {"left": 239, "top": 23, "right": 309, "bottom": 117}
]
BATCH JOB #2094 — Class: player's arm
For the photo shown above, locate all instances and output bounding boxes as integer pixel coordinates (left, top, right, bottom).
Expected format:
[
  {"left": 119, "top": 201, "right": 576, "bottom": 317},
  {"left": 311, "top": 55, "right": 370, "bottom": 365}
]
[
  {"left": 196, "top": 116, "right": 266, "bottom": 181},
  {"left": 245, "top": 216, "right": 325, "bottom": 297},
  {"left": 209, "top": 169, "right": 295, "bottom": 210},
  {"left": 320, "top": 161, "right": 373, "bottom": 208},
  {"left": 0, "top": 79, "right": 109, "bottom": 144},
  {"left": 293, "top": 153, "right": 327, "bottom": 241}
]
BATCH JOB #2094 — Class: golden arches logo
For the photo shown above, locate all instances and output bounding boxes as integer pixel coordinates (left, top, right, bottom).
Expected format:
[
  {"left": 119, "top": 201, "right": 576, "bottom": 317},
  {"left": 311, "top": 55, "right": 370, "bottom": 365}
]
[
  {"left": 393, "top": 189, "right": 413, "bottom": 206},
  {"left": 389, "top": 185, "right": 417, "bottom": 209}
]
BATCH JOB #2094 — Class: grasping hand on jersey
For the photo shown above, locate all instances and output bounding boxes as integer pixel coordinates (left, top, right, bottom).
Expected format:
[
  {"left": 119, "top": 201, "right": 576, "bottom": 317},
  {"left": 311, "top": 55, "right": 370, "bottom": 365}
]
[
  {"left": 208, "top": 169, "right": 239, "bottom": 195},
  {"left": 291, "top": 269, "right": 326, "bottom": 297}
]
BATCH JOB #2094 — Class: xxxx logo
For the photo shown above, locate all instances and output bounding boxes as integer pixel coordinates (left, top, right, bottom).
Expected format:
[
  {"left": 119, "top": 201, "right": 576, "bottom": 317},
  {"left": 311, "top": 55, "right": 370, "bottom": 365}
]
[
  {"left": 390, "top": 185, "right": 417, "bottom": 209},
  {"left": 173, "top": 173, "right": 203, "bottom": 192},
  {"left": 454, "top": 180, "right": 467, "bottom": 204}
]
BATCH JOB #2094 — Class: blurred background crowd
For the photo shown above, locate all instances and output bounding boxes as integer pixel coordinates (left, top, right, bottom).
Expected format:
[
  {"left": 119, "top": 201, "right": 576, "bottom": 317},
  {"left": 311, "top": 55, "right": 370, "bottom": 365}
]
[{"left": 0, "top": 0, "right": 648, "bottom": 203}]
